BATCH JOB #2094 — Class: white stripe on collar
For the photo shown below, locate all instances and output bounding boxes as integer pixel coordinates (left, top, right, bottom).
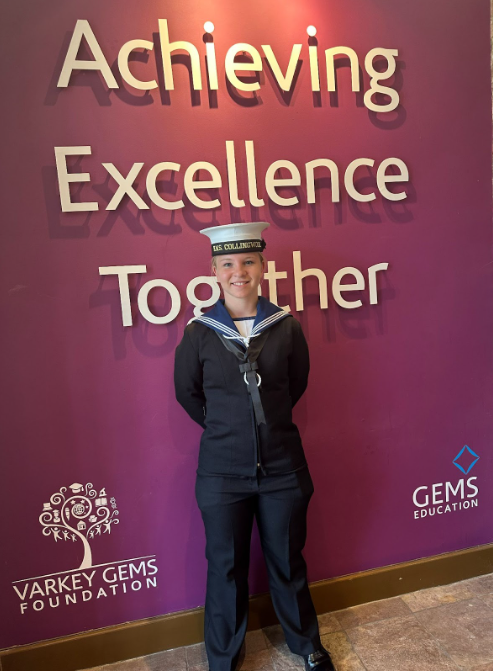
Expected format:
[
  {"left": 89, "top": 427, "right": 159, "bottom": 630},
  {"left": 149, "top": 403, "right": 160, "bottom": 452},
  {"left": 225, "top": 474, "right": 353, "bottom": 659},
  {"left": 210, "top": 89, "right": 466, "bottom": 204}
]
[
  {"left": 251, "top": 311, "right": 290, "bottom": 335},
  {"left": 190, "top": 308, "right": 290, "bottom": 346},
  {"left": 190, "top": 316, "right": 240, "bottom": 339}
]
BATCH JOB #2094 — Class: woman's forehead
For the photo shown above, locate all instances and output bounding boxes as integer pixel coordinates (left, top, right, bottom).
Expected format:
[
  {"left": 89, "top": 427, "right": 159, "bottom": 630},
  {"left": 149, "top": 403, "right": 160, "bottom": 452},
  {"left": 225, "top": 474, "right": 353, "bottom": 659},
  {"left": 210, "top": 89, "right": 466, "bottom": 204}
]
[{"left": 218, "top": 253, "right": 258, "bottom": 262}]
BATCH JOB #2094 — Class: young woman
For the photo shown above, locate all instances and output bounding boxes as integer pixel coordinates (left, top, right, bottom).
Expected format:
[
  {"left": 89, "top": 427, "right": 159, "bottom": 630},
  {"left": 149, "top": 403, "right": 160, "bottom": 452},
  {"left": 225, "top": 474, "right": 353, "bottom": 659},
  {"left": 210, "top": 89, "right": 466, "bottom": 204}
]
[{"left": 174, "top": 222, "right": 335, "bottom": 671}]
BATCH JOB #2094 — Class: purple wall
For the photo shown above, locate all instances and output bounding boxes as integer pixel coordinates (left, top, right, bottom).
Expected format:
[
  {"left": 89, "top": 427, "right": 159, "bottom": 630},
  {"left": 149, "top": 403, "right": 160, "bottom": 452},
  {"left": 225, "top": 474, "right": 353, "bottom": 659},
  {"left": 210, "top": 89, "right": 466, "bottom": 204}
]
[{"left": 1, "top": 0, "right": 492, "bottom": 650}]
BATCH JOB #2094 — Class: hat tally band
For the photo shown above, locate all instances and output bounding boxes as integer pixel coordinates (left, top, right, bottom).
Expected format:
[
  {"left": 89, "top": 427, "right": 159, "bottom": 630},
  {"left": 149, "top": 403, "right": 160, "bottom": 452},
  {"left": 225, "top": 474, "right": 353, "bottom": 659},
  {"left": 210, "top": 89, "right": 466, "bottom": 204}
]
[
  {"left": 200, "top": 222, "right": 270, "bottom": 257},
  {"left": 211, "top": 238, "right": 266, "bottom": 256}
]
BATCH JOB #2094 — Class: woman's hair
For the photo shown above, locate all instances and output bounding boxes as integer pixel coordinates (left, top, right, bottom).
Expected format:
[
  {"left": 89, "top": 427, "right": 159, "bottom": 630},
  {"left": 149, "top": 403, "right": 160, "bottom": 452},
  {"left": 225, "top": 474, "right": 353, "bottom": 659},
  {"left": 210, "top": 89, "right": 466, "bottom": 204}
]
[{"left": 211, "top": 252, "right": 265, "bottom": 274}]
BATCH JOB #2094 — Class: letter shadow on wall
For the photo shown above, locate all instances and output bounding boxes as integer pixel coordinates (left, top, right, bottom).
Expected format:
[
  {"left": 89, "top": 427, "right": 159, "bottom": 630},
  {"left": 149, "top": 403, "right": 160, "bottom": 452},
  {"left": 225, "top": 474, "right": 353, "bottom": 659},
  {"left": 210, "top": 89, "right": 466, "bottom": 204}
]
[
  {"left": 348, "top": 168, "right": 416, "bottom": 225},
  {"left": 42, "top": 165, "right": 92, "bottom": 239},
  {"left": 152, "top": 34, "right": 201, "bottom": 107},
  {"left": 268, "top": 193, "right": 303, "bottom": 230},
  {"left": 131, "top": 294, "right": 179, "bottom": 358},
  {"left": 263, "top": 58, "right": 303, "bottom": 107},
  {"left": 383, "top": 178, "right": 417, "bottom": 224},
  {"left": 309, "top": 37, "right": 322, "bottom": 108},
  {"left": 336, "top": 285, "right": 396, "bottom": 341},
  {"left": 182, "top": 194, "right": 220, "bottom": 232},
  {"left": 89, "top": 276, "right": 179, "bottom": 361},
  {"left": 308, "top": 178, "right": 344, "bottom": 229},
  {"left": 93, "top": 174, "right": 146, "bottom": 237},
  {"left": 328, "top": 59, "right": 365, "bottom": 109},
  {"left": 93, "top": 174, "right": 183, "bottom": 237},
  {"left": 295, "top": 258, "right": 395, "bottom": 346},
  {"left": 368, "top": 59, "right": 406, "bottom": 130},
  {"left": 349, "top": 173, "right": 382, "bottom": 224},
  {"left": 203, "top": 34, "right": 218, "bottom": 108},
  {"left": 88, "top": 278, "right": 139, "bottom": 360},
  {"left": 44, "top": 33, "right": 112, "bottom": 107},
  {"left": 109, "top": 53, "right": 155, "bottom": 107},
  {"left": 224, "top": 205, "right": 271, "bottom": 227},
  {"left": 225, "top": 53, "right": 264, "bottom": 108},
  {"left": 141, "top": 173, "right": 183, "bottom": 236}
]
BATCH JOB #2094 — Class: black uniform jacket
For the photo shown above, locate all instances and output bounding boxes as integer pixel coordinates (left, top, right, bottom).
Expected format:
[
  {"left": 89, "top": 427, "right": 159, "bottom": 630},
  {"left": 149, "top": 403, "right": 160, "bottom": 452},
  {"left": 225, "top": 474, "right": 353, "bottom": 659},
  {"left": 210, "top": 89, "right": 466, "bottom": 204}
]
[{"left": 174, "top": 298, "right": 310, "bottom": 477}]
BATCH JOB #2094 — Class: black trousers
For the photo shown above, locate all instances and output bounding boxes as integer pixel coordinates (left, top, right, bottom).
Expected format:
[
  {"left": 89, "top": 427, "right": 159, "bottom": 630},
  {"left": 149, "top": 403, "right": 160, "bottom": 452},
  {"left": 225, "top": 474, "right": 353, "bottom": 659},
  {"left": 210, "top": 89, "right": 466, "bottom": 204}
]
[{"left": 195, "top": 467, "right": 321, "bottom": 671}]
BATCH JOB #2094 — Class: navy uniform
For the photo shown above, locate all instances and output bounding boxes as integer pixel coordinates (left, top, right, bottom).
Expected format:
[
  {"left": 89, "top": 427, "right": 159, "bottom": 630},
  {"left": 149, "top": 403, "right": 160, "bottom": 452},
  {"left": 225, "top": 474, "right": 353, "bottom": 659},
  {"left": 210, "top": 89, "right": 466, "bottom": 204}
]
[{"left": 174, "top": 223, "right": 335, "bottom": 671}]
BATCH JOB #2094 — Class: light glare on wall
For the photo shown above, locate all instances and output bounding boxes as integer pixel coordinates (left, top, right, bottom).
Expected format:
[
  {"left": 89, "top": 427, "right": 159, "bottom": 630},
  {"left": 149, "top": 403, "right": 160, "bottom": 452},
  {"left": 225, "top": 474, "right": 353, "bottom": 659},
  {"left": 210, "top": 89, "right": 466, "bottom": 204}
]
[
  {"left": 306, "top": 25, "right": 317, "bottom": 36},
  {"left": 204, "top": 21, "right": 215, "bottom": 33}
]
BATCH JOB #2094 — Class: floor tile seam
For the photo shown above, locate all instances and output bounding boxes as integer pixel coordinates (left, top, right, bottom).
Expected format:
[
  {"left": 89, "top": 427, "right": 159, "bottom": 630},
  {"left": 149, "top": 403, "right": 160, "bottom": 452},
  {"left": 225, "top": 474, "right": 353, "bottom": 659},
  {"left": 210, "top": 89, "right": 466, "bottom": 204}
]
[
  {"left": 320, "top": 628, "right": 370, "bottom": 671},
  {"left": 347, "top": 611, "right": 463, "bottom": 671},
  {"left": 335, "top": 607, "right": 416, "bottom": 633},
  {"left": 332, "top": 595, "right": 413, "bottom": 619},
  {"left": 404, "top": 593, "right": 488, "bottom": 615},
  {"left": 478, "top": 594, "right": 493, "bottom": 610},
  {"left": 403, "top": 587, "right": 482, "bottom": 610},
  {"left": 426, "top": 636, "right": 464, "bottom": 671},
  {"left": 411, "top": 613, "right": 464, "bottom": 671},
  {"left": 401, "top": 580, "right": 493, "bottom": 604},
  {"left": 342, "top": 640, "right": 370, "bottom": 671},
  {"left": 270, "top": 653, "right": 302, "bottom": 671},
  {"left": 355, "top": 651, "right": 370, "bottom": 671}
]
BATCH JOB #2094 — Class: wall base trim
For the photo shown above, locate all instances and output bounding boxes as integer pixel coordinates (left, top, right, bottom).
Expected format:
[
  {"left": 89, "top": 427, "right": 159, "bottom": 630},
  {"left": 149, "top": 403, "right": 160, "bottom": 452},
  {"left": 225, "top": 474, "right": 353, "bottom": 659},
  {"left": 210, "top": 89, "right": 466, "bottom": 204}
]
[{"left": 2, "top": 543, "right": 492, "bottom": 671}]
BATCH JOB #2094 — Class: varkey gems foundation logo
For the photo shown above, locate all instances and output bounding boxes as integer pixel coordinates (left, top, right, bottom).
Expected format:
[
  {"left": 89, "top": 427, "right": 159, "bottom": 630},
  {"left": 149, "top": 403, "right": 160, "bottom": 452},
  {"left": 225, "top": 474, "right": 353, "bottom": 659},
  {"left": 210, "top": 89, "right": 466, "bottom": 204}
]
[
  {"left": 12, "top": 482, "right": 158, "bottom": 614},
  {"left": 40, "top": 482, "right": 119, "bottom": 569},
  {"left": 412, "top": 447, "right": 479, "bottom": 520}
]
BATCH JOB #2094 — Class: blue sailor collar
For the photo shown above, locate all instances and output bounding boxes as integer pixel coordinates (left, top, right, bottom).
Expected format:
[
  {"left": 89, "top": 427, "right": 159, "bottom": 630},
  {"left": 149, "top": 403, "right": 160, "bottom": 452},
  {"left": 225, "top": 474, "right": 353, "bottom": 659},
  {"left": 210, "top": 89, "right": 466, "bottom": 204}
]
[{"left": 191, "top": 296, "right": 291, "bottom": 348}]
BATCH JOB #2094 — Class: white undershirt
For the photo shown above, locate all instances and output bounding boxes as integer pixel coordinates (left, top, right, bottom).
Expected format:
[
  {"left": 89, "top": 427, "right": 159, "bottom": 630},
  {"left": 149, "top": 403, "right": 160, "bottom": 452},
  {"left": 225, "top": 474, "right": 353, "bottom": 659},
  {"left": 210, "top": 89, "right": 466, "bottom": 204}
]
[{"left": 233, "top": 317, "right": 255, "bottom": 339}]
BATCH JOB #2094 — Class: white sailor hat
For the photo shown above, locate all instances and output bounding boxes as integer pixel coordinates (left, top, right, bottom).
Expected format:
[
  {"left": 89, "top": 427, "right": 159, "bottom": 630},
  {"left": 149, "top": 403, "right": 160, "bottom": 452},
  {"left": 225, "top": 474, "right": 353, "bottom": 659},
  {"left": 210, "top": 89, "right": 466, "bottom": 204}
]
[{"left": 200, "top": 222, "right": 269, "bottom": 257}]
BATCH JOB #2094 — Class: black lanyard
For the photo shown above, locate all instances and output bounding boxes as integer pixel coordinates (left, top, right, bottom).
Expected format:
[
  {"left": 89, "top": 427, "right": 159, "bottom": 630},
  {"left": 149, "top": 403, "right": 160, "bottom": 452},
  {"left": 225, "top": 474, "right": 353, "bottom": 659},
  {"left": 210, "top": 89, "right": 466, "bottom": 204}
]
[{"left": 214, "top": 330, "right": 271, "bottom": 425}]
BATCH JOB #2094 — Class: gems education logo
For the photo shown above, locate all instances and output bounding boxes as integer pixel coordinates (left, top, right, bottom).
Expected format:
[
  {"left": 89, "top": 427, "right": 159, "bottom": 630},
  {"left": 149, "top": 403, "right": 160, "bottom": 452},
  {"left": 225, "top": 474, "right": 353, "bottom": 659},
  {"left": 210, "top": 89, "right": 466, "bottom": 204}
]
[
  {"left": 452, "top": 445, "right": 480, "bottom": 475},
  {"left": 412, "top": 448, "right": 479, "bottom": 520},
  {"left": 12, "top": 481, "right": 158, "bottom": 615}
]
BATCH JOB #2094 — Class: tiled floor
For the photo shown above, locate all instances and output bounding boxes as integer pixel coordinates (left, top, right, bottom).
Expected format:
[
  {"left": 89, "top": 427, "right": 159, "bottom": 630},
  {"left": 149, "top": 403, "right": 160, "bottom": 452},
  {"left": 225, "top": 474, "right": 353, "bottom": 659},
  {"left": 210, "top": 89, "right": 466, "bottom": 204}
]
[{"left": 82, "top": 573, "right": 493, "bottom": 671}]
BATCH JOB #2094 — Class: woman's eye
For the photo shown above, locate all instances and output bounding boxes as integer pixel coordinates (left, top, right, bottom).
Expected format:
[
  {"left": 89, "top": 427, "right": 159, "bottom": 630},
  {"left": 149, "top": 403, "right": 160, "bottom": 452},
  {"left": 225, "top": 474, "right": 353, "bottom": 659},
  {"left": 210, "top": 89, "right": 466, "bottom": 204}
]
[
  {"left": 245, "top": 260, "right": 254, "bottom": 265},
  {"left": 222, "top": 263, "right": 232, "bottom": 268}
]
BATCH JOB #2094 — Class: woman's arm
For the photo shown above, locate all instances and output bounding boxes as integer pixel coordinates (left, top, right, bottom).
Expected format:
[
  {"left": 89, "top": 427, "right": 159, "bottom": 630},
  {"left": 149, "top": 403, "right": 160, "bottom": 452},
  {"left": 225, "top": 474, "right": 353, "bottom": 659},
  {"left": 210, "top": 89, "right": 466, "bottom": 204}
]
[
  {"left": 174, "top": 327, "right": 207, "bottom": 429},
  {"left": 288, "top": 319, "right": 310, "bottom": 407}
]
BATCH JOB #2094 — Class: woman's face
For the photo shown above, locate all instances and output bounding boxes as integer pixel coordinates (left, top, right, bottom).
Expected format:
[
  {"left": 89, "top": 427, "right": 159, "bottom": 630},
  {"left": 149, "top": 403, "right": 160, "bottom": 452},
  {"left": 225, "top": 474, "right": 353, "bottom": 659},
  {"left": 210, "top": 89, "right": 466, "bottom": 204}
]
[{"left": 213, "top": 253, "right": 265, "bottom": 303}]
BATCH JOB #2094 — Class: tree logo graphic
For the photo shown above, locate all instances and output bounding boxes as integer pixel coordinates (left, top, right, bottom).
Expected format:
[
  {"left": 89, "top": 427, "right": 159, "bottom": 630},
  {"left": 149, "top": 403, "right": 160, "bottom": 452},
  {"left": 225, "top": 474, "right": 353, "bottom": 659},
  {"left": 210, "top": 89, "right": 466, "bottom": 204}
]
[{"left": 39, "top": 482, "right": 119, "bottom": 569}]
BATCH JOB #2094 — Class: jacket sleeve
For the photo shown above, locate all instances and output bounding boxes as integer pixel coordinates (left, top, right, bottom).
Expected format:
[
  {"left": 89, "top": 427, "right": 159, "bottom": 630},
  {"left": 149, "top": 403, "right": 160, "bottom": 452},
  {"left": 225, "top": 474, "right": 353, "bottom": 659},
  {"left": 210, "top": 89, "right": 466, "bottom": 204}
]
[
  {"left": 174, "top": 326, "right": 206, "bottom": 429},
  {"left": 288, "top": 319, "right": 310, "bottom": 407}
]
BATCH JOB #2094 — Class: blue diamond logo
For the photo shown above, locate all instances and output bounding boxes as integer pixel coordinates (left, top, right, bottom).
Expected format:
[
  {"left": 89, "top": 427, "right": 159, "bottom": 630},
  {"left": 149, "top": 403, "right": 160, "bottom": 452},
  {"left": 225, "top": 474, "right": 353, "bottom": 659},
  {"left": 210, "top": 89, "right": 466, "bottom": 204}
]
[{"left": 453, "top": 446, "right": 479, "bottom": 474}]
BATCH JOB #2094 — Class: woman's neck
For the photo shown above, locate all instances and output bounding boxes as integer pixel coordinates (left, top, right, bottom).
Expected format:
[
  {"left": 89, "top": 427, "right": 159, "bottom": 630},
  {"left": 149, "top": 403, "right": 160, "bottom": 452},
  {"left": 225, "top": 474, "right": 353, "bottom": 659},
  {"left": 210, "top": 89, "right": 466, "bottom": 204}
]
[{"left": 224, "top": 295, "right": 259, "bottom": 319}]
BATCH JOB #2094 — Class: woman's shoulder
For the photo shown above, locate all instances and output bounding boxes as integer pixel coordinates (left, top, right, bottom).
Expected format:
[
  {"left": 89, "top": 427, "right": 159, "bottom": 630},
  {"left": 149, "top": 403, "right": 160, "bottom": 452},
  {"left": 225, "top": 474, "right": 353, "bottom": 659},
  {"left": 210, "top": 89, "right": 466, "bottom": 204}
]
[
  {"left": 272, "top": 311, "right": 307, "bottom": 346},
  {"left": 184, "top": 319, "right": 211, "bottom": 340},
  {"left": 270, "top": 308, "right": 300, "bottom": 331},
  {"left": 266, "top": 310, "right": 305, "bottom": 345}
]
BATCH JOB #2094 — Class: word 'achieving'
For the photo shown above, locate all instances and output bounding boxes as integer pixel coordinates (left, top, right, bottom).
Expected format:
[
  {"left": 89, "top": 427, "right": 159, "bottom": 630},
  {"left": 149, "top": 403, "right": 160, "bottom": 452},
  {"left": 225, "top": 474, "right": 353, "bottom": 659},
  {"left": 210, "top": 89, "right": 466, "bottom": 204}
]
[{"left": 57, "top": 19, "right": 400, "bottom": 112}]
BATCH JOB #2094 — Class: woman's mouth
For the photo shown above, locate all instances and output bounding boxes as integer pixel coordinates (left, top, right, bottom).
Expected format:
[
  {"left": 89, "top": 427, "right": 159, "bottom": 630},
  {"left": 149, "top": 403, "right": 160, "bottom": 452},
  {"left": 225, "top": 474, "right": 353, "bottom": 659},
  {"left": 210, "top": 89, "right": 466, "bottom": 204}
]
[{"left": 231, "top": 281, "right": 249, "bottom": 286}]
